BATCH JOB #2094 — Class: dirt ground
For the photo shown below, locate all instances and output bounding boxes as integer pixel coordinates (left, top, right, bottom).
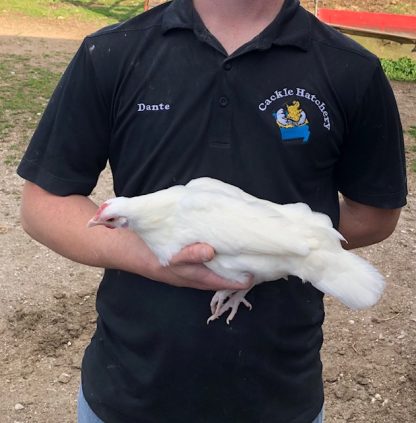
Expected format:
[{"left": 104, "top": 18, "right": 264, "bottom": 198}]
[{"left": 0, "top": 2, "right": 415, "bottom": 423}]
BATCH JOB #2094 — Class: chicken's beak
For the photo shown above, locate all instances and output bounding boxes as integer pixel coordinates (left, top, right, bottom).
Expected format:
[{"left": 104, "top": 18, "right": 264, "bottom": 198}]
[
  {"left": 87, "top": 218, "right": 100, "bottom": 228},
  {"left": 86, "top": 216, "right": 128, "bottom": 229}
]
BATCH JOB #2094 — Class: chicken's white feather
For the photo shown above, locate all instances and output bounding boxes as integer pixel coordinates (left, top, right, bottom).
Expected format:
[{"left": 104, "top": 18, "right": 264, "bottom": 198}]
[{"left": 90, "top": 177, "right": 385, "bottom": 322}]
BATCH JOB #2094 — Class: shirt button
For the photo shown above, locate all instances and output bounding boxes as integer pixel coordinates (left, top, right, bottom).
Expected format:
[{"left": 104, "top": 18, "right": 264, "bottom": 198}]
[
  {"left": 223, "top": 62, "right": 232, "bottom": 71},
  {"left": 219, "top": 96, "right": 229, "bottom": 107}
]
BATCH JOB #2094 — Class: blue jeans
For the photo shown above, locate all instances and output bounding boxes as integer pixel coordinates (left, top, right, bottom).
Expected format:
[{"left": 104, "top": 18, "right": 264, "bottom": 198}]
[
  {"left": 312, "top": 406, "right": 325, "bottom": 423},
  {"left": 78, "top": 387, "right": 105, "bottom": 423},
  {"left": 78, "top": 386, "right": 324, "bottom": 423}
]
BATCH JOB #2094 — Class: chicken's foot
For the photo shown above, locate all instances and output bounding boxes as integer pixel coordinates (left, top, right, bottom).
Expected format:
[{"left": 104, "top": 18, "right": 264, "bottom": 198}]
[{"left": 207, "top": 289, "right": 252, "bottom": 324}]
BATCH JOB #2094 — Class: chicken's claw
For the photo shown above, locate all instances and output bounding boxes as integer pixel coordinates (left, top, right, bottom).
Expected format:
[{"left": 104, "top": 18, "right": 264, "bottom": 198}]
[{"left": 207, "top": 289, "right": 252, "bottom": 324}]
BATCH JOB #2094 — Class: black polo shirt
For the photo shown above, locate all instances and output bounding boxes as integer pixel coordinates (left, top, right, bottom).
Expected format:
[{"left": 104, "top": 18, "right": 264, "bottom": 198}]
[{"left": 17, "top": 0, "right": 407, "bottom": 422}]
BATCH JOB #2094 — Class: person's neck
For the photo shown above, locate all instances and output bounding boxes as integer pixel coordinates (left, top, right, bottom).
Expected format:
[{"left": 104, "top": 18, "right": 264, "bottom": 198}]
[{"left": 193, "top": 0, "right": 285, "bottom": 55}]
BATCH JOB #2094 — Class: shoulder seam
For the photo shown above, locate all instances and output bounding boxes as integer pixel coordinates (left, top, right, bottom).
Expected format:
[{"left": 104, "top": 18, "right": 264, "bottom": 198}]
[
  {"left": 85, "top": 23, "right": 163, "bottom": 40},
  {"left": 310, "top": 37, "right": 377, "bottom": 62}
]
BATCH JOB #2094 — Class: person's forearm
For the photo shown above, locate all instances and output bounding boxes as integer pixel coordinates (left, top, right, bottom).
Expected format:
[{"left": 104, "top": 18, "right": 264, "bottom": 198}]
[
  {"left": 20, "top": 181, "right": 156, "bottom": 274},
  {"left": 338, "top": 195, "right": 401, "bottom": 250}
]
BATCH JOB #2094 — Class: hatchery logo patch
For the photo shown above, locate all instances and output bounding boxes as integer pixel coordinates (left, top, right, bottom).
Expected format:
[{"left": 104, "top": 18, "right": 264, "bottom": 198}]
[
  {"left": 258, "top": 87, "right": 331, "bottom": 142},
  {"left": 273, "top": 101, "right": 310, "bottom": 143}
]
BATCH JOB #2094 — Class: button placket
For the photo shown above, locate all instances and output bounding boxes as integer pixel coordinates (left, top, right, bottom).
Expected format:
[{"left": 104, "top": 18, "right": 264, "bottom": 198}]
[{"left": 208, "top": 57, "right": 234, "bottom": 148}]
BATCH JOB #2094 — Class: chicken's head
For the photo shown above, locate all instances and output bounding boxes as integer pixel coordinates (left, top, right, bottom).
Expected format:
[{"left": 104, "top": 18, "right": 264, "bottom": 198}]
[{"left": 87, "top": 199, "right": 129, "bottom": 229}]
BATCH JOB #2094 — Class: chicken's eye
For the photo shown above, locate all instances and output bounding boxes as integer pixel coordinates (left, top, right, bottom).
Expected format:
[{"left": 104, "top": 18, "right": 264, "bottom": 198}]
[{"left": 106, "top": 218, "right": 116, "bottom": 222}]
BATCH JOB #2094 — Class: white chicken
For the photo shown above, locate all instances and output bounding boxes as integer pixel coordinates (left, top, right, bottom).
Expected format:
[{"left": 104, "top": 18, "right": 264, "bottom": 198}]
[{"left": 88, "top": 177, "right": 385, "bottom": 324}]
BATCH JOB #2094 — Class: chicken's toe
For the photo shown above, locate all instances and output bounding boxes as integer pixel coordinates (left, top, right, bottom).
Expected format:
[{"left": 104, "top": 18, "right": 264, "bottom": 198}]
[
  {"left": 207, "top": 289, "right": 252, "bottom": 324},
  {"left": 226, "top": 296, "right": 252, "bottom": 324},
  {"left": 207, "top": 290, "right": 235, "bottom": 323},
  {"left": 209, "top": 289, "right": 234, "bottom": 315}
]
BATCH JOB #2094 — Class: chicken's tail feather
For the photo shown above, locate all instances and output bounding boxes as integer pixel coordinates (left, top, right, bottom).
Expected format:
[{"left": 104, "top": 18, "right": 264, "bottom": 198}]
[{"left": 307, "top": 251, "right": 385, "bottom": 309}]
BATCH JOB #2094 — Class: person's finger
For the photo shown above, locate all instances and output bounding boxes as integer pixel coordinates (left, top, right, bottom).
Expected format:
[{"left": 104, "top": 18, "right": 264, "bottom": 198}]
[
  {"left": 170, "top": 243, "right": 215, "bottom": 265},
  {"left": 199, "top": 270, "right": 254, "bottom": 291},
  {"left": 170, "top": 263, "right": 254, "bottom": 291}
]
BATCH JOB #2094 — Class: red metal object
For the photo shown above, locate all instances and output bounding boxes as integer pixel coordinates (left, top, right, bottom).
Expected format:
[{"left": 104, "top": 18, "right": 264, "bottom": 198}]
[{"left": 318, "top": 9, "right": 416, "bottom": 39}]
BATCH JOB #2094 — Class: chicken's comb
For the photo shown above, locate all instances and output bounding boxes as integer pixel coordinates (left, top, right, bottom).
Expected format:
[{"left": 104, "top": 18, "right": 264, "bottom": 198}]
[{"left": 95, "top": 202, "right": 110, "bottom": 217}]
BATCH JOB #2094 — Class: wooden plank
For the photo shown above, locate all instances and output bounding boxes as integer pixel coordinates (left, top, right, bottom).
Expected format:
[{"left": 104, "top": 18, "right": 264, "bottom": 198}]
[
  {"left": 332, "top": 25, "right": 416, "bottom": 43},
  {"left": 318, "top": 9, "right": 416, "bottom": 38}
]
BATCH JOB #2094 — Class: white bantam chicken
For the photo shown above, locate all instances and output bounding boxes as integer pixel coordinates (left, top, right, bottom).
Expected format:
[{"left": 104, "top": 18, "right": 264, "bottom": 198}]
[{"left": 88, "top": 177, "right": 385, "bottom": 324}]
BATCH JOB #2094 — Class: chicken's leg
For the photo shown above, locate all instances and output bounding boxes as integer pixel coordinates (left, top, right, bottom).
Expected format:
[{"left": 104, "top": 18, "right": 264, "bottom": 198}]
[{"left": 207, "top": 288, "right": 253, "bottom": 324}]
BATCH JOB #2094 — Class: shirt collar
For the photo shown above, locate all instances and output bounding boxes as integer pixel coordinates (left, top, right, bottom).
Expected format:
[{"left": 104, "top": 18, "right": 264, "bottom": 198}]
[
  {"left": 161, "top": 0, "right": 311, "bottom": 52},
  {"left": 161, "top": 0, "right": 195, "bottom": 32}
]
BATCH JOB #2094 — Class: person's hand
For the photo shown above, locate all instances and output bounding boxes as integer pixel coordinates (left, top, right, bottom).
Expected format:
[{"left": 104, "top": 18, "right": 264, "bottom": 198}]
[{"left": 155, "top": 243, "right": 253, "bottom": 291}]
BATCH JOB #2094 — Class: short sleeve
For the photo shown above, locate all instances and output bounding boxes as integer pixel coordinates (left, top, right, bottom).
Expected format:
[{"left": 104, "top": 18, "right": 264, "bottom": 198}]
[
  {"left": 17, "top": 39, "right": 110, "bottom": 196},
  {"left": 335, "top": 61, "right": 407, "bottom": 208}
]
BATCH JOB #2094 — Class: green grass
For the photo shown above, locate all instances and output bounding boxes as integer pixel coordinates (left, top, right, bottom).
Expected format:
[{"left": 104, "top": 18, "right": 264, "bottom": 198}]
[
  {"left": 0, "top": 5, "right": 144, "bottom": 166},
  {"left": 0, "top": 55, "right": 60, "bottom": 114},
  {"left": 408, "top": 126, "right": 416, "bottom": 141},
  {"left": 0, "top": 0, "right": 144, "bottom": 24},
  {"left": 412, "top": 161, "right": 416, "bottom": 173},
  {"left": 380, "top": 57, "right": 416, "bottom": 82},
  {"left": 0, "top": 54, "right": 63, "bottom": 165},
  {"left": 387, "top": 4, "right": 415, "bottom": 15},
  {"left": 407, "top": 126, "right": 416, "bottom": 173}
]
